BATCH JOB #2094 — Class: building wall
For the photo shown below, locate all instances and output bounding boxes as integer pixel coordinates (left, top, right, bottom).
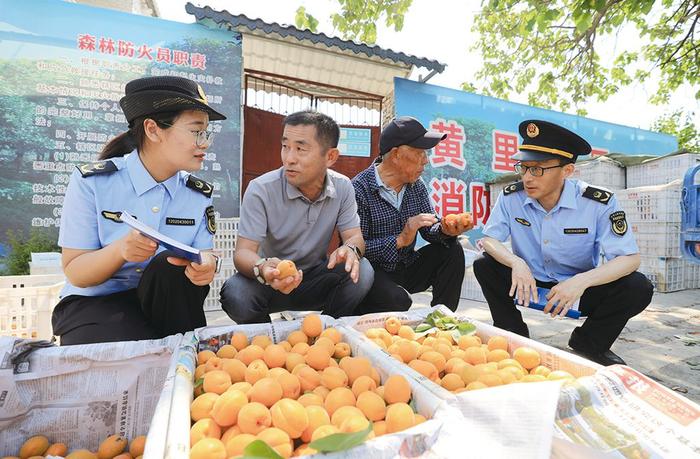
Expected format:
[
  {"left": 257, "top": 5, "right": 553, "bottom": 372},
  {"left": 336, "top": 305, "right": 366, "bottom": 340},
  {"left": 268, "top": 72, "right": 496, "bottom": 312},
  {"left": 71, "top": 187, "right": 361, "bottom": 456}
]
[{"left": 69, "top": 0, "right": 159, "bottom": 16}]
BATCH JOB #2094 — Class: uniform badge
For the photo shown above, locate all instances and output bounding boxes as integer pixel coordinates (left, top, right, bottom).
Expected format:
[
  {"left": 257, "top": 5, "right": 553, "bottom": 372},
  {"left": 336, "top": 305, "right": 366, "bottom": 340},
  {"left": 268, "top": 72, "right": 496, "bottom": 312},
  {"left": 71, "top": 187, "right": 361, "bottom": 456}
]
[
  {"left": 526, "top": 123, "right": 539, "bottom": 138},
  {"left": 609, "top": 211, "right": 627, "bottom": 236},
  {"left": 186, "top": 175, "right": 214, "bottom": 198},
  {"left": 205, "top": 206, "right": 216, "bottom": 234},
  {"left": 101, "top": 210, "right": 123, "bottom": 223},
  {"left": 78, "top": 160, "right": 117, "bottom": 177},
  {"left": 583, "top": 186, "right": 613, "bottom": 205},
  {"left": 515, "top": 217, "right": 531, "bottom": 227},
  {"left": 503, "top": 181, "right": 524, "bottom": 195}
]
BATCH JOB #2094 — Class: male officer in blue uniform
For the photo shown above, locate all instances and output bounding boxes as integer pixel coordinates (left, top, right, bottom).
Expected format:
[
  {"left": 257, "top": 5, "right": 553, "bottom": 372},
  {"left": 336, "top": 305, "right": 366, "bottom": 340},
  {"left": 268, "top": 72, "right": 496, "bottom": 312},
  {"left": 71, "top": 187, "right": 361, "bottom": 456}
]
[{"left": 474, "top": 120, "right": 653, "bottom": 366}]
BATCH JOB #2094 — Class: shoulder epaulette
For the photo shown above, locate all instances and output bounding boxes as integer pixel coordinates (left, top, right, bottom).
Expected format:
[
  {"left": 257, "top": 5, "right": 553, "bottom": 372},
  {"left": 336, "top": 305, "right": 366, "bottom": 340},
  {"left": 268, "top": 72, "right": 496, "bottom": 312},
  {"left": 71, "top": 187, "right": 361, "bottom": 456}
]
[
  {"left": 187, "top": 175, "right": 213, "bottom": 198},
  {"left": 77, "top": 160, "right": 117, "bottom": 177},
  {"left": 503, "top": 181, "right": 524, "bottom": 195},
  {"left": 582, "top": 185, "right": 613, "bottom": 205}
]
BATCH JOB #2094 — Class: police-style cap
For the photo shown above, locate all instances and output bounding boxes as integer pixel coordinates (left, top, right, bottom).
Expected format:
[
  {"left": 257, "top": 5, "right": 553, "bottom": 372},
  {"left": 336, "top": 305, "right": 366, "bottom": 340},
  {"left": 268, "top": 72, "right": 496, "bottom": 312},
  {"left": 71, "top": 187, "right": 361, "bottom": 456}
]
[
  {"left": 513, "top": 120, "right": 591, "bottom": 162},
  {"left": 380, "top": 116, "right": 447, "bottom": 155},
  {"left": 119, "top": 76, "right": 227, "bottom": 126}
]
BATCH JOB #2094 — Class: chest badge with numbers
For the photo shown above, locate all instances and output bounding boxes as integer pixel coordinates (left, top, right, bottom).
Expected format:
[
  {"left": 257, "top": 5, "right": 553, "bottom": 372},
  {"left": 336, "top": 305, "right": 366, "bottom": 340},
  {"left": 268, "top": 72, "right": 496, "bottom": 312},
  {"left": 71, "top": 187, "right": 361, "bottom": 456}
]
[
  {"left": 166, "top": 217, "right": 195, "bottom": 226},
  {"left": 515, "top": 217, "right": 531, "bottom": 227},
  {"left": 205, "top": 206, "right": 216, "bottom": 234},
  {"left": 564, "top": 228, "right": 589, "bottom": 234},
  {"left": 610, "top": 211, "right": 628, "bottom": 236}
]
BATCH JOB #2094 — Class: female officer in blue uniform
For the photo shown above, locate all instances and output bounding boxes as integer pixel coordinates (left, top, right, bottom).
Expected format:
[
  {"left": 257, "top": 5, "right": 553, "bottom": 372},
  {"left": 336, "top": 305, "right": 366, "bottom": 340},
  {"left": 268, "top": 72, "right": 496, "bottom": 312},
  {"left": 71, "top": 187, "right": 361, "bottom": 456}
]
[
  {"left": 52, "top": 76, "right": 227, "bottom": 345},
  {"left": 474, "top": 120, "right": 653, "bottom": 366}
]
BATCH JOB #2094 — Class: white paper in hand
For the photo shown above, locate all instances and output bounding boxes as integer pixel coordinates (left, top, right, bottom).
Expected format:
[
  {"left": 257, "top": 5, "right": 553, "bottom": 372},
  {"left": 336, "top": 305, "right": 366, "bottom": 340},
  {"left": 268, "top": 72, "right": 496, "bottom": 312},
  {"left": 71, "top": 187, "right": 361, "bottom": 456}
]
[{"left": 119, "top": 211, "right": 202, "bottom": 264}]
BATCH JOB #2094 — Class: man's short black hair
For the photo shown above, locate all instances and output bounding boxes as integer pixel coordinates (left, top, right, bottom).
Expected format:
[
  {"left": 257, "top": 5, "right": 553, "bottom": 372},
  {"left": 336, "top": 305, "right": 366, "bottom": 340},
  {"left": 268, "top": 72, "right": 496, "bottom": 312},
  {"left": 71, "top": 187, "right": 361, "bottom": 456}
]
[
  {"left": 283, "top": 110, "right": 340, "bottom": 150},
  {"left": 559, "top": 157, "right": 575, "bottom": 166}
]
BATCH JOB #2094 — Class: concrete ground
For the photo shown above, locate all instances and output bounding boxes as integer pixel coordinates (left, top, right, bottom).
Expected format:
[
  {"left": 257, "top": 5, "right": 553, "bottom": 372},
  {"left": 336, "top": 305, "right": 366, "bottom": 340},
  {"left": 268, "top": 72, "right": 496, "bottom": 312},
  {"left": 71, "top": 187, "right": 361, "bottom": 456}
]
[{"left": 206, "top": 288, "right": 700, "bottom": 404}]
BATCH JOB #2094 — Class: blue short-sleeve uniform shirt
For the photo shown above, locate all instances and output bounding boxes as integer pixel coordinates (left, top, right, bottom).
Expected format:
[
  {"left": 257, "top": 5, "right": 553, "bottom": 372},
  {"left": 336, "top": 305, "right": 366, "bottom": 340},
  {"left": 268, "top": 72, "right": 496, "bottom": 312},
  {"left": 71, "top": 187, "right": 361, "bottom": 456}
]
[
  {"left": 58, "top": 151, "right": 214, "bottom": 298},
  {"left": 483, "top": 179, "right": 638, "bottom": 282}
]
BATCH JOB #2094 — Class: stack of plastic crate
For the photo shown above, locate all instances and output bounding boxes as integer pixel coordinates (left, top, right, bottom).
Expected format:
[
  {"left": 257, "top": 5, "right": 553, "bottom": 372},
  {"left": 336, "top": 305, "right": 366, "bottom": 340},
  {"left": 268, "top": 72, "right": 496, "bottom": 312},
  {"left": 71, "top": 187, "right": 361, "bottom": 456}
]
[
  {"left": 617, "top": 178, "right": 696, "bottom": 292},
  {"left": 571, "top": 156, "right": 626, "bottom": 189},
  {"left": 0, "top": 274, "right": 65, "bottom": 339},
  {"left": 460, "top": 248, "right": 486, "bottom": 302},
  {"left": 460, "top": 267, "right": 486, "bottom": 302},
  {"left": 626, "top": 153, "right": 700, "bottom": 188},
  {"left": 488, "top": 183, "right": 501, "bottom": 209},
  {"left": 204, "top": 217, "right": 239, "bottom": 311}
]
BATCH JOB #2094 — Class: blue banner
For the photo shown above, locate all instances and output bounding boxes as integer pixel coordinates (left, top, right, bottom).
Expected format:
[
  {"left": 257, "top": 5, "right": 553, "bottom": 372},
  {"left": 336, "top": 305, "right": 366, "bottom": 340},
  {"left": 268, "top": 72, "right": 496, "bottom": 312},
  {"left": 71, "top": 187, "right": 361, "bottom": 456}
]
[
  {"left": 0, "top": 0, "right": 242, "bottom": 252},
  {"left": 393, "top": 77, "right": 678, "bottom": 236}
]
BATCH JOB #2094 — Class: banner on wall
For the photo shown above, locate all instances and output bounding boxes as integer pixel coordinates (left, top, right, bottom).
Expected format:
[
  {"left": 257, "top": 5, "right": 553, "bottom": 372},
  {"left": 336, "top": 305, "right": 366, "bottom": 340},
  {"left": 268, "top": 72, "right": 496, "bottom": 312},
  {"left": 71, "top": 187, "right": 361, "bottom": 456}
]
[
  {"left": 393, "top": 77, "right": 678, "bottom": 237},
  {"left": 0, "top": 0, "right": 242, "bottom": 253}
]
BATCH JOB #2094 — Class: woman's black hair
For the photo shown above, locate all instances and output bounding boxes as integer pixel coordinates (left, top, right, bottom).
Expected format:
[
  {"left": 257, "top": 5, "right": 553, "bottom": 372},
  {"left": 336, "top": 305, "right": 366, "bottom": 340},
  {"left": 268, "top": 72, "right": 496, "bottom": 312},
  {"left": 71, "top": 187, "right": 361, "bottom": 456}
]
[{"left": 98, "top": 111, "right": 181, "bottom": 160}]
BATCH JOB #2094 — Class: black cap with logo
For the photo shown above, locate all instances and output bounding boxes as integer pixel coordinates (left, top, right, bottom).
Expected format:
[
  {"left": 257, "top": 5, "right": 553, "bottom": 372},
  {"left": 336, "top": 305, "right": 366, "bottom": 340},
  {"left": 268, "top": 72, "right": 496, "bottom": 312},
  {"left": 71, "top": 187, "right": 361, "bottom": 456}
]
[
  {"left": 513, "top": 119, "right": 591, "bottom": 163},
  {"left": 119, "top": 76, "right": 227, "bottom": 127},
  {"left": 380, "top": 116, "right": 447, "bottom": 156}
]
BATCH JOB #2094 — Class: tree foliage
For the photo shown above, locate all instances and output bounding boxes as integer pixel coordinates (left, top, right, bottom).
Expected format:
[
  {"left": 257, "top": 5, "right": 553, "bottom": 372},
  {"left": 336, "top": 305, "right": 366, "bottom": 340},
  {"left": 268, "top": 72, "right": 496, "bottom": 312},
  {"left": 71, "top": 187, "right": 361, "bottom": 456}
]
[
  {"left": 296, "top": 1, "right": 699, "bottom": 115},
  {"left": 295, "top": 0, "right": 413, "bottom": 44},
  {"left": 2, "top": 229, "right": 60, "bottom": 275},
  {"left": 651, "top": 110, "right": 700, "bottom": 151},
  {"left": 471, "top": 0, "right": 699, "bottom": 114}
]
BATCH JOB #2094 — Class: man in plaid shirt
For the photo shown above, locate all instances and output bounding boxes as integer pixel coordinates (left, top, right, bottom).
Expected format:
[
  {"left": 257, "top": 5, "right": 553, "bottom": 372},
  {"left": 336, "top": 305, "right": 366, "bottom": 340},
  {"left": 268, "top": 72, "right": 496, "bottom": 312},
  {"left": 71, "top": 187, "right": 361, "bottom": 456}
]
[{"left": 353, "top": 117, "right": 472, "bottom": 313}]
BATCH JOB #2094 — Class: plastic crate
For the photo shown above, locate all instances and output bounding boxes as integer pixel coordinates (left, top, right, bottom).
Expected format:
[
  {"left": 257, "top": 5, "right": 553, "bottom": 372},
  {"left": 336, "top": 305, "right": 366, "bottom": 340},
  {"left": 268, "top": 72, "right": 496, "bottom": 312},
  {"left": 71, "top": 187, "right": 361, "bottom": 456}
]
[
  {"left": 460, "top": 267, "right": 486, "bottom": 302},
  {"left": 0, "top": 276, "right": 64, "bottom": 339},
  {"left": 626, "top": 153, "right": 700, "bottom": 188},
  {"left": 638, "top": 256, "right": 689, "bottom": 292},
  {"left": 571, "top": 156, "right": 626, "bottom": 189},
  {"left": 617, "top": 180, "right": 682, "bottom": 223},
  {"left": 488, "top": 183, "right": 501, "bottom": 209},
  {"left": 204, "top": 261, "right": 236, "bottom": 312},
  {"left": 630, "top": 222, "right": 681, "bottom": 257},
  {"left": 212, "top": 217, "right": 239, "bottom": 263},
  {"left": 205, "top": 218, "right": 240, "bottom": 312},
  {"left": 685, "top": 263, "right": 700, "bottom": 289}
]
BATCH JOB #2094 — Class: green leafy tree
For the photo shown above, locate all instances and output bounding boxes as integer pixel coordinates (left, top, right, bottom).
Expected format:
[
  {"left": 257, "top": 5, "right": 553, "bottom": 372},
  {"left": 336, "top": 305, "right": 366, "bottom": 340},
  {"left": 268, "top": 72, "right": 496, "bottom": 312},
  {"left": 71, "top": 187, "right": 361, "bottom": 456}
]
[
  {"left": 295, "top": 1, "right": 699, "bottom": 115},
  {"left": 295, "top": 0, "right": 413, "bottom": 43},
  {"left": 2, "top": 229, "right": 60, "bottom": 275},
  {"left": 471, "top": 0, "right": 700, "bottom": 114},
  {"left": 651, "top": 110, "right": 700, "bottom": 152}
]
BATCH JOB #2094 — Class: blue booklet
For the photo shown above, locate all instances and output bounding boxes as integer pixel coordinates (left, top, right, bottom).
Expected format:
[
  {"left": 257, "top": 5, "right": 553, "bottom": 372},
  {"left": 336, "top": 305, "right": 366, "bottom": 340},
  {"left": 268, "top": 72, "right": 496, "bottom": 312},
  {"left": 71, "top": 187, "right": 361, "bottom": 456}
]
[
  {"left": 514, "top": 287, "right": 582, "bottom": 319},
  {"left": 120, "top": 211, "right": 202, "bottom": 264}
]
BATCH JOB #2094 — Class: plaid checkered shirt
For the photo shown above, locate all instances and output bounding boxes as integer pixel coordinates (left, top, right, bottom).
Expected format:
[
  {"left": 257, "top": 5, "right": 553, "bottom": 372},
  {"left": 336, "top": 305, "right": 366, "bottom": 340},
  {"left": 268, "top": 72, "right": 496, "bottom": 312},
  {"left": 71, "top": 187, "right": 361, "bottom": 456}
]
[{"left": 352, "top": 164, "right": 451, "bottom": 272}]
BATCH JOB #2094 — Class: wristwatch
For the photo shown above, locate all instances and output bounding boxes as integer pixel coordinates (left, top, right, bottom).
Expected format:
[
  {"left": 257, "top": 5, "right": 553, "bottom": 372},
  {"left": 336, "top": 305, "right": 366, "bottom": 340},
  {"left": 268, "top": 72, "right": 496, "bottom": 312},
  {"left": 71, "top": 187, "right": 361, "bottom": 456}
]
[
  {"left": 344, "top": 243, "right": 363, "bottom": 260},
  {"left": 253, "top": 257, "right": 270, "bottom": 285}
]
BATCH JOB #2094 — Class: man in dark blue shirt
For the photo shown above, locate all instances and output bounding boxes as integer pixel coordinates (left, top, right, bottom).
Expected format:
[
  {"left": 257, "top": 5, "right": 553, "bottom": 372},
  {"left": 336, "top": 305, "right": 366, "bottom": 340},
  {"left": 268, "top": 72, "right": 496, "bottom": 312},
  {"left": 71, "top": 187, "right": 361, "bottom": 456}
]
[{"left": 352, "top": 117, "right": 472, "bottom": 313}]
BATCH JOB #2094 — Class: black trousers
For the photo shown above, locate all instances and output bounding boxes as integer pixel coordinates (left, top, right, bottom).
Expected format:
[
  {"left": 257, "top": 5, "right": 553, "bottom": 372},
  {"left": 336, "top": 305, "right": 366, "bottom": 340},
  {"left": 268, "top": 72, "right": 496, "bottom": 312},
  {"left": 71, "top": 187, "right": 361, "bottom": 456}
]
[
  {"left": 356, "top": 239, "right": 465, "bottom": 315},
  {"left": 52, "top": 251, "right": 209, "bottom": 345},
  {"left": 473, "top": 253, "right": 653, "bottom": 352}
]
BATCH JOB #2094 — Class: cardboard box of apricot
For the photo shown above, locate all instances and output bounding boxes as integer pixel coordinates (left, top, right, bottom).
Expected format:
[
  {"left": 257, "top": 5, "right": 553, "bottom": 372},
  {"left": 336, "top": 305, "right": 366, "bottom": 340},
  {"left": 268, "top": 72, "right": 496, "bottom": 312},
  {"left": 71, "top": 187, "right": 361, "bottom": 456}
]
[
  {"left": 149, "top": 315, "right": 453, "bottom": 459},
  {"left": 340, "top": 307, "right": 602, "bottom": 398}
]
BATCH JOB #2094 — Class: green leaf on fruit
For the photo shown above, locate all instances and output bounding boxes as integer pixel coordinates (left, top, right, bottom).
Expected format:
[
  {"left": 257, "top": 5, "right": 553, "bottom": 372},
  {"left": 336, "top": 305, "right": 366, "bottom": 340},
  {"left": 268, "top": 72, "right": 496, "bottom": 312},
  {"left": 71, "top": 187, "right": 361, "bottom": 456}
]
[
  {"left": 194, "top": 377, "right": 203, "bottom": 388},
  {"left": 309, "top": 421, "right": 373, "bottom": 452},
  {"left": 242, "top": 440, "right": 283, "bottom": 459},
  {"left": 457, "top": 322, "right": 477, "bottom": 335},
  {"left": 414, "top": 326, "right": 438, "bottom": 339}
]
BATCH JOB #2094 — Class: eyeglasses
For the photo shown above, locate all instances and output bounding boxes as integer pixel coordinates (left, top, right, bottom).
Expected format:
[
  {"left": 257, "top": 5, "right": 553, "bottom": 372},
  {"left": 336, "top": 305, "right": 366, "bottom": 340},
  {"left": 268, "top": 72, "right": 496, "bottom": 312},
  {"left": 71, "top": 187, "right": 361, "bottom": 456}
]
[
  {"left": 160, "top": 122, "right": 215, "bottom": 148},
  {"left": 514, "top": 162, "right": 564, "bottom": 177}
]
